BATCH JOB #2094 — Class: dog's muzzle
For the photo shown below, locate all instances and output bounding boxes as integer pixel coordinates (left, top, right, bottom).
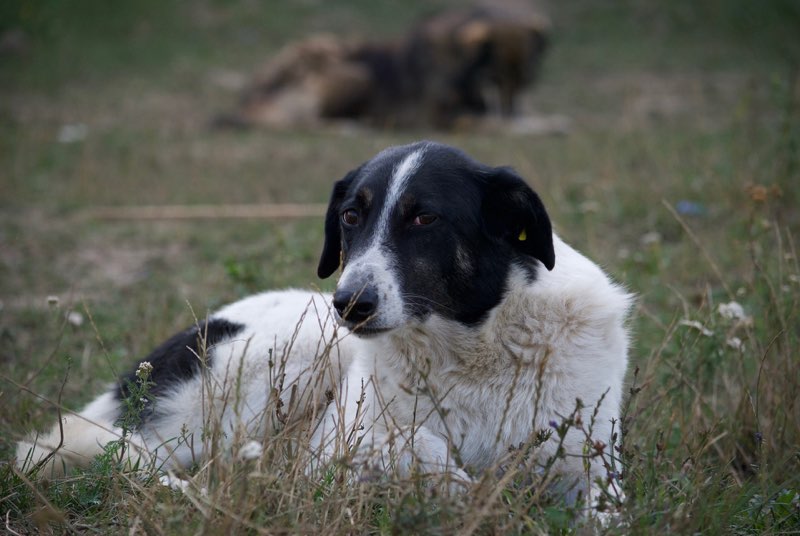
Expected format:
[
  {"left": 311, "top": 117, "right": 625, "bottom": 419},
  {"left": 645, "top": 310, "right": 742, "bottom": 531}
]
[{"left": 332, "top": 285, "right": 379, "bottom": 327}]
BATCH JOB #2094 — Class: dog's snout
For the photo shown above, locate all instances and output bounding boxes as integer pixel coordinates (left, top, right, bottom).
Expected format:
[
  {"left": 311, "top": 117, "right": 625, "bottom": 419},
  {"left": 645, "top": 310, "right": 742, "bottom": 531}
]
[{"left": 333, "top": 286, "right": 379, "bottom": 323}]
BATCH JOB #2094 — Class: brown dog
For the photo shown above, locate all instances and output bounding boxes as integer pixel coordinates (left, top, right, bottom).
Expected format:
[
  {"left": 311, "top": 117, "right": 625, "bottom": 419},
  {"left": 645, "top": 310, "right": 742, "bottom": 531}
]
[
  {"left": 216, "top": 5, "right": 549, "bottom": 129},
  {"left": 407, "top": 4, "right": 550, "bottom": 126}
]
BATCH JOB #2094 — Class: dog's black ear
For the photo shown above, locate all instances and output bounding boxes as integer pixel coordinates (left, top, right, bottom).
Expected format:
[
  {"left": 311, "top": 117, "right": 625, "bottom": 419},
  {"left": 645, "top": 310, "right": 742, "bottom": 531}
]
[
  {"left": 317, "top": 167, "right": 360, "bottom": 279},
  {"left": 481, "top": 167, "right": 555, "bottom": 270}
]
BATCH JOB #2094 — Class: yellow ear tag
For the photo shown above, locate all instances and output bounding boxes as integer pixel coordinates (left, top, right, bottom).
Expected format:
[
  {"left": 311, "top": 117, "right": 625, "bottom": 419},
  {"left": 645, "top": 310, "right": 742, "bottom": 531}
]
[{"left": 518, "top": 228, "right": 527, "bottom": 241}]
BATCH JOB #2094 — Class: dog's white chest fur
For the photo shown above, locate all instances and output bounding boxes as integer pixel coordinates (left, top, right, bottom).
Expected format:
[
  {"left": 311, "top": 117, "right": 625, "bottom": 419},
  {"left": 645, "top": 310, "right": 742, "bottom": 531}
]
[{"left": 314, "top": 235, "right": 631, "bottom": 479}]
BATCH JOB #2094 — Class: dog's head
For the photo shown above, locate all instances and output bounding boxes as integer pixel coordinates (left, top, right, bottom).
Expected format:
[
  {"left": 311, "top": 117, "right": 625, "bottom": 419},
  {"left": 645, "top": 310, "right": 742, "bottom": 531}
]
[{"left": 318, "top": 141, "right": 554, "bottom": 336}]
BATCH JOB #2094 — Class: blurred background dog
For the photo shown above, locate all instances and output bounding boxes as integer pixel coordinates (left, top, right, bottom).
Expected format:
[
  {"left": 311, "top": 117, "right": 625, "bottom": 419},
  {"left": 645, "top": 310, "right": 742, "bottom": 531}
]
[{"left": 217, "top": 3, "right": 550, "bottom": 129}]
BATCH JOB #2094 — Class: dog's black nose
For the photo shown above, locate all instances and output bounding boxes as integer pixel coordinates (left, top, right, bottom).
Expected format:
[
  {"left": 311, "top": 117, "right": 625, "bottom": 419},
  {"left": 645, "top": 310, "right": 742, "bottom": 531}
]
[{"left": 333, "top": 287, "right": 378, "bottom": 324}]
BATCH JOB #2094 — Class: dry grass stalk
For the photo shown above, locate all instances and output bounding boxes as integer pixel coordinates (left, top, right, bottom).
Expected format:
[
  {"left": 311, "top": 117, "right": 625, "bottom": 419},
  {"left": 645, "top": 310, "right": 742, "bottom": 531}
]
[{"left": 79, "top": 204, "right": 328, "bottom": 221}]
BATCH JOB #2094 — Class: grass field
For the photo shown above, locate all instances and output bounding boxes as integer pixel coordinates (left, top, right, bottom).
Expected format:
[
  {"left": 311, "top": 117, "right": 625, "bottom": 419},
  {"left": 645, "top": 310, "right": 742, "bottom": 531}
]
[{"left": 1, "top": 0, "right": 799, "bottom": 533}]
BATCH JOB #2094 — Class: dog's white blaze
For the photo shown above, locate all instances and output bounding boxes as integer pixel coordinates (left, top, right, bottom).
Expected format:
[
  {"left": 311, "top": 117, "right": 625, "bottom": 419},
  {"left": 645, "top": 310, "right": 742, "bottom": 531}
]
[
  {"left": 337, "top": 148, "right": 426, "bottom": 329},
  {"left": 375, "top": 148, "right": 425, "bottom": 242}
]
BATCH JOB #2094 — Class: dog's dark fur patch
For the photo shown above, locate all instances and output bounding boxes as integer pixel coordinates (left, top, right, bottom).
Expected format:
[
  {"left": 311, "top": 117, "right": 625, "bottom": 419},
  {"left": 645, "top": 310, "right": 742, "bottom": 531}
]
[{"left": 115, "top": 319, "right": 244, "bottom": 413}]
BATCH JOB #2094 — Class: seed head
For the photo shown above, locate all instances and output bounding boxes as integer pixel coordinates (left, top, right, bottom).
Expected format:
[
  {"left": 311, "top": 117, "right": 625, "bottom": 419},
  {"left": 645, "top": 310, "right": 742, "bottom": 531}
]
[{"left": 136, "top": 361, "right": 153, "bottom": 380}]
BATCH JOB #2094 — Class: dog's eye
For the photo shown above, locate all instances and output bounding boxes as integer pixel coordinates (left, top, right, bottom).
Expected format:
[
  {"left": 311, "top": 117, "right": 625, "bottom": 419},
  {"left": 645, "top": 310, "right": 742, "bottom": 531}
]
[
  {"left": 412, "top": 214, "right": 438, "bottom": 226},
  {"left": 341, "top": 209, "right": 359, "bottom": 226}
]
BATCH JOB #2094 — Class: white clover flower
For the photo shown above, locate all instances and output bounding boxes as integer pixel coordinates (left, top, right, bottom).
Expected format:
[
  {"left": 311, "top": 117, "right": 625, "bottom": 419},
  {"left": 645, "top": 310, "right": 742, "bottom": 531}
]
[
  {"left": 238, "top": 440, "right": 263, "bottom": 461},
  {"left": 726, "top": 337, "right": 744, "bottom": 351},
  {"left": 159, "top": 473, "right": 190, "bottom": 492},
  {"left": 640, "top": 231, "right": 662, "bottom": 247},
  {"left": 158, "top": 472, "right": 206, "bottom": 496},
  {"left": 66, "top": 311, "right": 84, "bottom": 327},
  {"left": 718, "top": 301, "right": 748, "bottom": 321}
]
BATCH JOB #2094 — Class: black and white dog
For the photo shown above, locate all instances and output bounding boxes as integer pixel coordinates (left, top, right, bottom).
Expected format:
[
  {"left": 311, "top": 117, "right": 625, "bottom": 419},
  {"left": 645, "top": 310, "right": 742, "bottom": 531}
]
[{"left": 18, "top": 141, "right": 632, "bottom": 500}]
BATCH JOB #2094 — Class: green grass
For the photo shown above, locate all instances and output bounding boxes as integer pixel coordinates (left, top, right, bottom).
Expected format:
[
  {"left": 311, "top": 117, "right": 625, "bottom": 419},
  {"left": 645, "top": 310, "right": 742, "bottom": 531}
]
[{"left": 1, "top": 0, "right": 799, "bottom": 533}]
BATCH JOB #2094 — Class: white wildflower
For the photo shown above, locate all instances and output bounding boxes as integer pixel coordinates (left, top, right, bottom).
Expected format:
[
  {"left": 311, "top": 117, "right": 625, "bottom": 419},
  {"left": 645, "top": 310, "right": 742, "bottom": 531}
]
[
  {"left": 66, "top": 310, "right": 84, "bottom": 327},
  {"left": 640, "top": 231, "right": 662, "bottom": 247},
  {"left": 47, "top": 295, "right": 59, "bottom": 306},
  {"left": 238, "top": 440, "right": 263, "bottom": 461},
  {"left": 158, "top": 472, "right": 206, "bottom": 496},
  {"left": 57, "top": 123, "right": 88, "bottom": 143},
  {"left": 135, "top": 361, "right": 153, "bottom": 380},
  {"left": 718, "top": 301, "right": 750, "bottom": 322},
  {"left": 726, "top": 337, "right": 744, "bottom": 351},
  {"left": 678, "top": 319, "right": 713, "bottom": 337},
  {"left": 159, "top": 473, "right": 190, "bottom": 492}
]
